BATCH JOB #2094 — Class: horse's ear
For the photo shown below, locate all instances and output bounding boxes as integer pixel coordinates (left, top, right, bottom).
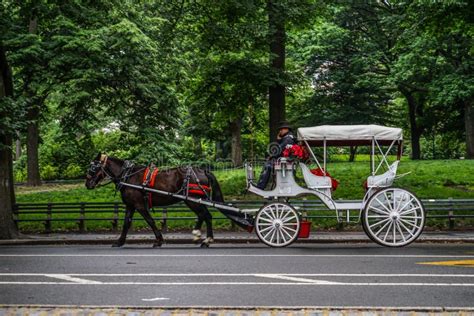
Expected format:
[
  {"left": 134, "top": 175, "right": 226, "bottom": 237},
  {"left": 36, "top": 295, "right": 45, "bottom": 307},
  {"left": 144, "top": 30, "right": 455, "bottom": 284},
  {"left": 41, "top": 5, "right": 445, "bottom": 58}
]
[{"left": 95, "top": 152, "right": 101, "bottom": 161}]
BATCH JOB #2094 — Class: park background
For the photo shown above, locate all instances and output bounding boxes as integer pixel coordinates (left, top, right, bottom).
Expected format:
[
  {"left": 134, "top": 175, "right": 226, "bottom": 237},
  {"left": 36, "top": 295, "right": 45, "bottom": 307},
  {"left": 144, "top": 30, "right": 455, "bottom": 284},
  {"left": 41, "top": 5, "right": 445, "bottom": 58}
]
[{"left": 1, "top": 1, "right": 473, "bottom": 235}]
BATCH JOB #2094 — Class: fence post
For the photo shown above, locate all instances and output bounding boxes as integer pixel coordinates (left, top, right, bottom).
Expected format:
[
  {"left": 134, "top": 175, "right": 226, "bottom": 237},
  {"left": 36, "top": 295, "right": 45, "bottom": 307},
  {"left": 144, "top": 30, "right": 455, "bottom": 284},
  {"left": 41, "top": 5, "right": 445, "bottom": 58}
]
[
  {"left": 162, "top": 207, "right": 168, "bottom": 233},
  {"left": 230, "top": 199, "right": 237, "bottom": 230},
  {"left": 112, "top": 203, "right": 119, "bottom": 231},
  {"left": 448, "top": 197, "right": 454, "bottom": 230},
  {"left": 78, "top": 202, "right": 85, "bottom": 233},
  {"left": 45, "top": 203, "right": 52, "bottom": 234}
]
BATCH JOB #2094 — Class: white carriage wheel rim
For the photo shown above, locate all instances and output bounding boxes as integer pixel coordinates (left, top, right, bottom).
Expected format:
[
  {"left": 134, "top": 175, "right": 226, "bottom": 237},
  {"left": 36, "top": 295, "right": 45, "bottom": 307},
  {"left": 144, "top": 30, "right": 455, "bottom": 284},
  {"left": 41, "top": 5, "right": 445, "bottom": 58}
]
[
  {"left": 256, "top": 203, "right": 300, "bottom": 247},
  {"left": 364, "top": 188, "right": 425, "bottom": 247}
]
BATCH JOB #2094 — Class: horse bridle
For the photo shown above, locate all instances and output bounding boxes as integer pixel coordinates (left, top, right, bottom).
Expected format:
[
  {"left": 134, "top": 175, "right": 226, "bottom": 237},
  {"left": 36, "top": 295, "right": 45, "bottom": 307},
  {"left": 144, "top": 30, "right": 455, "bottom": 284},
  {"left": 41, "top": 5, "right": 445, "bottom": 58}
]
[{"left": 87, "top": 155, "right": 145, "bottom": 189}]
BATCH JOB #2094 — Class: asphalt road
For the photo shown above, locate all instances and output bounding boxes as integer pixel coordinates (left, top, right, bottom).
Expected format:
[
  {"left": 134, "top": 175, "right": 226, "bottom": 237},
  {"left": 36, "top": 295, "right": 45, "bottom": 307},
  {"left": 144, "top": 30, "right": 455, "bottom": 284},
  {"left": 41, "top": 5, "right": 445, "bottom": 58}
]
[{"left": 0, "top": 243, "right": 473, "bottom": 309}]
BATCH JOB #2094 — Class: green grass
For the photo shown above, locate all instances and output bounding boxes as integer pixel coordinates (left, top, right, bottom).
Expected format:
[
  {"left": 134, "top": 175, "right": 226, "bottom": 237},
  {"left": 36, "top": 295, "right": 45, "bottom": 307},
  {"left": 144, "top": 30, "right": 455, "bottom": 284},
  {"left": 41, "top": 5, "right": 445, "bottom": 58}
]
[{"left": 14, "top": 159, "right": 474, "bottom": 232}]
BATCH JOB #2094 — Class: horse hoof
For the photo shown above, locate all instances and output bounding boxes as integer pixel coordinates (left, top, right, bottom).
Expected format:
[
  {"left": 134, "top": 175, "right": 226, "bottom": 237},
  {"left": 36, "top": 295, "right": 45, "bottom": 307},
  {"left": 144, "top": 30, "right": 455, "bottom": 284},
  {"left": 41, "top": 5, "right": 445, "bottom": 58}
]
[
  {"left": 193, "top": 236, "right": 203, "bottom": 244},
  {"left": 200, "top": 242, "right": 210, "bottom": 248},
  {"left": 112, "top": 241, "right": 124, "bottom": 248},
  {"left": 153, "top": 240, "right": 163, "bottom": 248}
]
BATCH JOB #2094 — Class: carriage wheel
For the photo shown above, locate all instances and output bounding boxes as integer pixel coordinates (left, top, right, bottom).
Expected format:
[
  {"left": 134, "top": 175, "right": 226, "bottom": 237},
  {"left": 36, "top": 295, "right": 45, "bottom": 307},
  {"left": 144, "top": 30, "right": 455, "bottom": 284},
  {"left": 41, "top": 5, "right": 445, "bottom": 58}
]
[
  {"left": 255, "top": 202, "right": 300, "bottom": 247},
  {"left": 362, "top": 188, "right": 425, "bottom": 247}
]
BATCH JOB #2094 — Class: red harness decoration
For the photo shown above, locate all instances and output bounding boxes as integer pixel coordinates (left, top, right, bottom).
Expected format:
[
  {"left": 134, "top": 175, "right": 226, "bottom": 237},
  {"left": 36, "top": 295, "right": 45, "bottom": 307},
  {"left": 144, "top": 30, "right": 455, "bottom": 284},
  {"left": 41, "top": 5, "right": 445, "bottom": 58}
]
[
  {"left": 187, "top": 183, "right": 211, "bottom": 196},
  {"left": 142, "top": 167, "right": 159, "bottom": 209}
]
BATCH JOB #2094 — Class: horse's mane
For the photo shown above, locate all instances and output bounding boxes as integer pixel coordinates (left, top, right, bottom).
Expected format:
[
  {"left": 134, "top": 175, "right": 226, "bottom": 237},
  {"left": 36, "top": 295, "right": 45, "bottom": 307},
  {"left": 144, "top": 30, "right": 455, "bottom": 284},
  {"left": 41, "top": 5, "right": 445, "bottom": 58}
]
[{"left": 106, "top": 156, "right": 181, "bottom": 173}]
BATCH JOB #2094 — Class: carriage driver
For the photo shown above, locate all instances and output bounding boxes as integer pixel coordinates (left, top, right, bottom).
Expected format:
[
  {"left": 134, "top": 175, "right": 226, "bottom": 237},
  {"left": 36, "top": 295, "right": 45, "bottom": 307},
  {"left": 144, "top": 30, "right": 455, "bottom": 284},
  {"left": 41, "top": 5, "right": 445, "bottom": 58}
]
[{"left": 256, "top": 121, "right": 296, "bottom": 190}]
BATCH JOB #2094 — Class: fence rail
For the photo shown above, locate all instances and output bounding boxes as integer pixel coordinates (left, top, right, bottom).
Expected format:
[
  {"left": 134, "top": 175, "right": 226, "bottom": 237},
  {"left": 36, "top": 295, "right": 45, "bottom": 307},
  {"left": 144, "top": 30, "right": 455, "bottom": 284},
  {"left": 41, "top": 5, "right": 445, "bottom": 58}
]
[{"left": 13, "top": 199, "right": 474, "bottom": 233}]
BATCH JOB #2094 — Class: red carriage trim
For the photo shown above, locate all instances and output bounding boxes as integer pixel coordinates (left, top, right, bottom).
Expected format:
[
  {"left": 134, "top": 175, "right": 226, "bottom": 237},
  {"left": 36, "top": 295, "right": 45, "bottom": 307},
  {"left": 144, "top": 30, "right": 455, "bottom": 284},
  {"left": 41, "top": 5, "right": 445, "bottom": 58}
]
[
  {"left": 187, "top": 183, "right": 211, "bottom": 196},
  {"left": 142, "top": 167, "right": 159, "bottom": 209}
]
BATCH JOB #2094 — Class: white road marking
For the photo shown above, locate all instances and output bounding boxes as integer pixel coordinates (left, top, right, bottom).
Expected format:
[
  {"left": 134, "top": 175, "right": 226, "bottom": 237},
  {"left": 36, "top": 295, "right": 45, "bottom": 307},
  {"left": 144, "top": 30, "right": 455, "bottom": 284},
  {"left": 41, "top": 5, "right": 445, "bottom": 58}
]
[
  {"left": 254, "top": 274, "right": 341, "bottom": 284},
  {"left": 1, "top": 254, "right": 474, "bottom": 258},
  {"left": 44, "top": 274, "right": 102, "bottom": 284},
  {"left": 1, "top": 273, "right": 473, "bottom": 277},
  {"left": 0, "top": 281, "right": 473, "bottom": 286},
  {"left": 1, "top": 273, "right": 474, "bottom": 287},
  {"left": 141, "top": 297, "right": 170, "bottom": 301}
]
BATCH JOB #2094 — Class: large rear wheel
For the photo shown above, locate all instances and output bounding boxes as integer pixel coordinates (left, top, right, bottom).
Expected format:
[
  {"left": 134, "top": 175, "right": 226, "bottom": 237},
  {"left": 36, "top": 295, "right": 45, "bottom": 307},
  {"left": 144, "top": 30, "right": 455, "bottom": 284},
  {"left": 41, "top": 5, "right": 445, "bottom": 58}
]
[
  {"left": 255, "top": 202, "right": 300, "bottom": 247},
  {"left": 362, "top": 188, "right": 425, "bottom": 247}
]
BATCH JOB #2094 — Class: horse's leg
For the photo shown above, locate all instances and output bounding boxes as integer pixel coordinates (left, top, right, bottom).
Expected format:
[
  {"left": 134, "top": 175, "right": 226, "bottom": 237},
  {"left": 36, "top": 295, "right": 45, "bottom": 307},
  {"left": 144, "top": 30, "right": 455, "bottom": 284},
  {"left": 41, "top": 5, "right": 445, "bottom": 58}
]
[
  {"left": 113, "top": 206, "right": 135, "bottom": 247},
  {"left": 200, "top": 206, "right": 214, "bottom": 248},
  {"left": 192, "top": 216, "right": 204, "bottom": 243},
  {"left": 137, "top": 208, "right": 164, "bottom": 248}
]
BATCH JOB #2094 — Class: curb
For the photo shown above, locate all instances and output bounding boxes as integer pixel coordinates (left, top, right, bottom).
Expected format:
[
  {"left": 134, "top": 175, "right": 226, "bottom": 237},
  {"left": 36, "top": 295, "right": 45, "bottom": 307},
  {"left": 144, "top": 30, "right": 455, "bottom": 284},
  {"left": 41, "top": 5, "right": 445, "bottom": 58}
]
[
  {"left": 1, "top": 236, "right": 473, "bottom": 246},
  {"left": 1, "top": 304, "right": 474, "bottom": 313}
]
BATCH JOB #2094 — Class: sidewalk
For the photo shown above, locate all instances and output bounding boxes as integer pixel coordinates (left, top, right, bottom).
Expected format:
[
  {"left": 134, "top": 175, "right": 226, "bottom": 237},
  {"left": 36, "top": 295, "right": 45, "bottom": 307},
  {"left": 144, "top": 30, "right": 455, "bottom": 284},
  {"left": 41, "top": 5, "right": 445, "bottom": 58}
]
[{"left": 1, "top": 230, "right": 473, "bottom": 245}]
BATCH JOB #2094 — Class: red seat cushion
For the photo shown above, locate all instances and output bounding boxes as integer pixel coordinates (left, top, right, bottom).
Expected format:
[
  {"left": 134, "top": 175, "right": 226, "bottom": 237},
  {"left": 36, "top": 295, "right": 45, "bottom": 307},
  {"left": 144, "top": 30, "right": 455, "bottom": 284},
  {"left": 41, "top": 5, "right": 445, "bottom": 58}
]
[{"left": 310, "top": 168, "right": 339, "bottom": 191}]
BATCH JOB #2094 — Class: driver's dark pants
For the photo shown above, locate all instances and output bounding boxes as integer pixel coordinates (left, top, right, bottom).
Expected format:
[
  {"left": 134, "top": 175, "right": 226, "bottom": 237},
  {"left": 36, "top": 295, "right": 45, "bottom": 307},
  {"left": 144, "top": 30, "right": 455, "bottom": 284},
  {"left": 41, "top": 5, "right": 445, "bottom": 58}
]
[{"left": 257, "top": 160, "right": 273, "bottom": 190}]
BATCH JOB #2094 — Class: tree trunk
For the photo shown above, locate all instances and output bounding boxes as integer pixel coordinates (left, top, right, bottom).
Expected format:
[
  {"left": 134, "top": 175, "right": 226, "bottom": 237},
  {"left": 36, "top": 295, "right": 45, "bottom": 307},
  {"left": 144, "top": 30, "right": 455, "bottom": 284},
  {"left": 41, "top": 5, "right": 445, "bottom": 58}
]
[
  {"left": 0, "top": 44, "right": 18, "bottom": 239},
  {"left": 400, "top": 87, "right": 423, "bottom": 160},
  {"left": 465, "top": 100, "right": 474, "bottom": 159},
  {"left": 26, "top": 105, "right": 41, "bottom": 185},
  {"left": 192, "top": 135, "right": 202, "bottom": 158},
  {"left": 15, "top": 131, "right": 21, "bottom": 160},
  {"left": 230, "top": 118, "right": 243, "bottom": 166},
  {"left": 349, "top": 146, "right": 357, "bottom": 162},
  {"left": 26, "top": 16, "right": 41, "bottom": 186},
  {"left": 268, "top": 0, "right": 286, "bottom": 143}
]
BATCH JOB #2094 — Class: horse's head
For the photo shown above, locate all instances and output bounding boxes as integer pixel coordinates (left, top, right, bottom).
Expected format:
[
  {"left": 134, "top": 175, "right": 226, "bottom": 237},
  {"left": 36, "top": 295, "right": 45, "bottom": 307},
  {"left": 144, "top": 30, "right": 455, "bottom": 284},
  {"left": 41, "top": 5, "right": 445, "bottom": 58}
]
[{"left": 85, "top": 153, "right": 108, "bottom": 189}]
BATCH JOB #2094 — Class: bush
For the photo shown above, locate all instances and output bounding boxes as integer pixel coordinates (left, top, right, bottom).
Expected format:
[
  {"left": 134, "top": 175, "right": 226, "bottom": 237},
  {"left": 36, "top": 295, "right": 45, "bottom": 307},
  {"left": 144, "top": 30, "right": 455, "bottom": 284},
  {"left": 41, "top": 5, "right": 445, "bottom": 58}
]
[
  {"left": 14, "top": 168, "right": 27, "bottom": 182},
  {"left": 40, "top": 165, "right": 59, "bottom": 180},
  {"left": 63, "top": 164, "right": 84, "bottom": 179}
]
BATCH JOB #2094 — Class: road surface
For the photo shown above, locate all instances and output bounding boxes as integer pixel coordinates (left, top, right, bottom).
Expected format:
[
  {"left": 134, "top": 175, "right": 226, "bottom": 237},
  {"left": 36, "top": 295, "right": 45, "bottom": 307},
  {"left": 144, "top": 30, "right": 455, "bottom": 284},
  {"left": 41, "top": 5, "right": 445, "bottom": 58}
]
[{"left": 0, "top": 243, "right": 473, "bottom": 309}]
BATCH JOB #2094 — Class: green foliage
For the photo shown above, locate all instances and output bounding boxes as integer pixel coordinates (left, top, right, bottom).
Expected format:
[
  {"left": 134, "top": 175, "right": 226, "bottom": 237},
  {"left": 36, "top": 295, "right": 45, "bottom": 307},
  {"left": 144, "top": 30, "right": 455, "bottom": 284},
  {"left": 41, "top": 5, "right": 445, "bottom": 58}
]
[{"left": 39, "top": 165, "right": 59, "bottom": 180}]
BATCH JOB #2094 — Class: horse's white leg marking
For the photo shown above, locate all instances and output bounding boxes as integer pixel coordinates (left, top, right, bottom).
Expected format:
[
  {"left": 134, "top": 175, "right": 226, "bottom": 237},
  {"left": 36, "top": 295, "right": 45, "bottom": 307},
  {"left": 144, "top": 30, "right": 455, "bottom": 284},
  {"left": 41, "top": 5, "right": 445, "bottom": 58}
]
[{"left": 192, "top": 229, "right": 202, "bottom": 242}]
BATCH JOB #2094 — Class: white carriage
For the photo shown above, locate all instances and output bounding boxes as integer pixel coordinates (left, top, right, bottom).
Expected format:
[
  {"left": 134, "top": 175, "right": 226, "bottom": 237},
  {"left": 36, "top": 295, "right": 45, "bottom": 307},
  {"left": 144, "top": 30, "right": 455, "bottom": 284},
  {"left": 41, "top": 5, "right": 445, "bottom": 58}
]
[{"left": 245, "top": 125, "right": 426, "bottom": 247}]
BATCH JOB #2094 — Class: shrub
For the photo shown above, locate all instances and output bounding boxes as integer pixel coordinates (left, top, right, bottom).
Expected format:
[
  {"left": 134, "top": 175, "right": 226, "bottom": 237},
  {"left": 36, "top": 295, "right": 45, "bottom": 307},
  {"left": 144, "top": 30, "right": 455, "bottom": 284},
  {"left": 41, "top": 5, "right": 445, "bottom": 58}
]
[
  {"left": 40, "top": 165, "right": 59, "bottom": 180},
  {"left": 63, "top": 164, "right": 84, "bottom": 179}
]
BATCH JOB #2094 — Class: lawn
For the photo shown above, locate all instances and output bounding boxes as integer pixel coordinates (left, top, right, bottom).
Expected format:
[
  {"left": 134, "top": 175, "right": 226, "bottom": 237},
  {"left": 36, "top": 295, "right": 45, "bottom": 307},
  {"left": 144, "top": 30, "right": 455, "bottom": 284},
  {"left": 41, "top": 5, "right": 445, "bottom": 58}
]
[{"left": 14, "top": 159, "right": 474, "bottom": 233}]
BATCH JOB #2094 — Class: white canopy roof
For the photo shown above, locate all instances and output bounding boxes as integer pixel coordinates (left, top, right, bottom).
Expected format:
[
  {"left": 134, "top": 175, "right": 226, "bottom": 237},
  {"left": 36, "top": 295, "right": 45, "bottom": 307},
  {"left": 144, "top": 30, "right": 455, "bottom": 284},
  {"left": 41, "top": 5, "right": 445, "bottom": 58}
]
[{"left": 297, "top": 125, "right": 402, "bottom": 146}]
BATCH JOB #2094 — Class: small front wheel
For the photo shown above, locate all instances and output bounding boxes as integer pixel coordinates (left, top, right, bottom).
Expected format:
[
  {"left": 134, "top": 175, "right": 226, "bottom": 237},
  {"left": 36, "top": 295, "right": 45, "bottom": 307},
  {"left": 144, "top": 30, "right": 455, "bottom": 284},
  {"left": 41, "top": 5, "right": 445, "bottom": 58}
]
[
  {"left": 362, "top": 188, "right": 425, "bottom": 247},
  {"left": 255, "top": 202, "right": 300, "bottom": 247}
]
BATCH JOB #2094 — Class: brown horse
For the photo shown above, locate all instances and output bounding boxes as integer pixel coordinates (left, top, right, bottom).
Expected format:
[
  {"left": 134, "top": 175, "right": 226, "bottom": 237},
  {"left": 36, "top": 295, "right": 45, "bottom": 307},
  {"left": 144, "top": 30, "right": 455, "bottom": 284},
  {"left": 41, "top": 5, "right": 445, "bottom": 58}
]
[{"left": 85, "top": 153, "right": 249, "bottom": 247}]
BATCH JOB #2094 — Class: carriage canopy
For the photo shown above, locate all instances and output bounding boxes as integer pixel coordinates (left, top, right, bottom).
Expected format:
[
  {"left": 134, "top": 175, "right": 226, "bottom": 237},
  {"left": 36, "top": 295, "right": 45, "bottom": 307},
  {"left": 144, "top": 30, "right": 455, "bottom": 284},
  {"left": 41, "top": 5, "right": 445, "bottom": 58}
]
[{"left": 297, "top": 124, "right": 403, "bottom": 146}]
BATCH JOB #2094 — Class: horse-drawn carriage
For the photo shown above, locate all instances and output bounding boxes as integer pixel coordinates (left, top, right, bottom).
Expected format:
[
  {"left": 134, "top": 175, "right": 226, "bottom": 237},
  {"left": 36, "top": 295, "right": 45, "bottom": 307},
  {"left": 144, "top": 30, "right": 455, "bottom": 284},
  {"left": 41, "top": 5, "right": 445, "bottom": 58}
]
[{"left": 87, "top": 124, "right": 425, "bottom": 248}]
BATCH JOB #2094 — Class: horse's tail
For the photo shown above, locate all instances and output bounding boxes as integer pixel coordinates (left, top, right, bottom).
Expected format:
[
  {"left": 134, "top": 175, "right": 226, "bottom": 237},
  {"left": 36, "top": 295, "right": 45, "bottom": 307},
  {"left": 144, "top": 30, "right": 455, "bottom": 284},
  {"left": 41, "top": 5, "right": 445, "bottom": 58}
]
[
  {"left": 205, "top": 170, "right": 224, "bottom": 203},
  {"left": 205, "top": 170, "right": 254, "bottom": 231}
]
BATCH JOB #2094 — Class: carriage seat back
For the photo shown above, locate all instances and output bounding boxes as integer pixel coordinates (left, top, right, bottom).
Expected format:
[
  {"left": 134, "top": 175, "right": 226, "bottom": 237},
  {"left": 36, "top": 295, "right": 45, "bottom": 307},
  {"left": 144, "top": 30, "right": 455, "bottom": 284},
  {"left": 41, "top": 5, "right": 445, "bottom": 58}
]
[
  {"left": 366, "top": 160, "right": 399, "bottom": 188},
  {"left": 300, "top": 163, "right": 332, "bottom": 189}
]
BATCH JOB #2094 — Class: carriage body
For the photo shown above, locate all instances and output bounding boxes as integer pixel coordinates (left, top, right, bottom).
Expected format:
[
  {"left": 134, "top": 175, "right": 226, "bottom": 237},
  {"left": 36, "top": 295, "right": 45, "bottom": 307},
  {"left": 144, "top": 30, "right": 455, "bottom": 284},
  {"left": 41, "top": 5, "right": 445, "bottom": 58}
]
[{"left": 246, "top": 125, "right": 426, "bottom": 247}]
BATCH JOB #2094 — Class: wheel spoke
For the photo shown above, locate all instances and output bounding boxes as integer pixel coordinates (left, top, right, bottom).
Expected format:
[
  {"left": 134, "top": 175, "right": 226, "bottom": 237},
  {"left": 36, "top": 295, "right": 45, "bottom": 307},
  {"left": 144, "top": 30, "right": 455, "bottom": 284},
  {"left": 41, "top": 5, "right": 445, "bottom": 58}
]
[
  {"left": 368, "top": 206, "right": 390, "bottom": 215},
  {"left": 398, "top": 220, "right": 415, "bottom": 237},
  {"left": 369, "top": 217, "right": 390, "bottom": 229},
  {"left": 384, "top": 191, "right": 394, "bottom": 211},
  {"left": 282, "top": 226, "right": 297, "bottom": 233},
  {"left": 262, "top": 210, "right": 274, "bottom": 220},
  {"left": 374, "top": 219, "right": 392, "bottom": 237},
  {"left": 373, "top": 198, "right": 392, "bottom": 213},
  {"left": 280, "top": 227, "right": 293, "bottom": 239},
  {"left": 280, "top": 209, "right": 292, "bottom": 222},
  {"left": 383, "top": 221, "right": 393, "bottom": 242},
  {"left": 263, "top": 227, "right": 275, "bottom": 240},
  {"left": 258, "top": 217, "right": 274, "bottom": 223},
  {"left": 399, "top": 218, "right": 420, "bottom": 230},
  {"left": 282, "top": 215, "right": 297, "bottom": 223},
  {"left": 279, "top": 229, "right": 288, "bottom": 243},
  {"left": 392, "top": 220, "right": 397, "bottom": 244},
  {"left": 399, "top": 206, "right": 421, "bottom": 216},
  {"left": 396, "top": 222, "right": 406, "bottom": 242},
  {"left": 398, "top": 197, "right": 415, "bottom": 213}
]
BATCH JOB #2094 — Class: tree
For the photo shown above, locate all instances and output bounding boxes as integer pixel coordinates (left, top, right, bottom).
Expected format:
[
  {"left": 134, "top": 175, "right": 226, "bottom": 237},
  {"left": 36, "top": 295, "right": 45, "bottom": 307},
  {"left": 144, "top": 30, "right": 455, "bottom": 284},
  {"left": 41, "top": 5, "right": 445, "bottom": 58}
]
[{"left": 0, "top": 43, "right": 19, "bottom": 239}]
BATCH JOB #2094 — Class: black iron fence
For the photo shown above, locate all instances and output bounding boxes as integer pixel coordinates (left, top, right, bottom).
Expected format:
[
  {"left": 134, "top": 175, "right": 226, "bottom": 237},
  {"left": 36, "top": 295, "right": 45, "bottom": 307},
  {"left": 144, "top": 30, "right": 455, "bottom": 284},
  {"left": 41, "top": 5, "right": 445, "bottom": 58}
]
[{"left": 13, "top": 199, "right": 474, "bottom": 233}]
